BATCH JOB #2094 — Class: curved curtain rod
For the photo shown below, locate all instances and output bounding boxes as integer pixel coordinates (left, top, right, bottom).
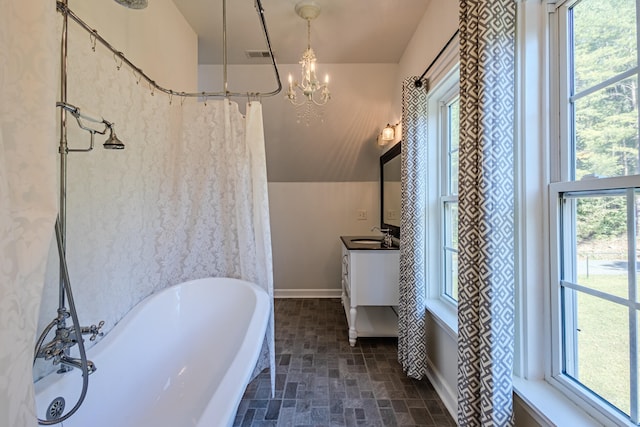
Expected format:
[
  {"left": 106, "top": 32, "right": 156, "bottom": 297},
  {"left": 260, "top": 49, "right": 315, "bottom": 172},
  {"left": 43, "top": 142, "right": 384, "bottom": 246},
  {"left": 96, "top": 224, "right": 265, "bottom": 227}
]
[
  {"left": 55, "top": 0, "right": 282, "bottom": 99},
  {"left": 414, "top": 29, "right": 460, "bottom": 89}
]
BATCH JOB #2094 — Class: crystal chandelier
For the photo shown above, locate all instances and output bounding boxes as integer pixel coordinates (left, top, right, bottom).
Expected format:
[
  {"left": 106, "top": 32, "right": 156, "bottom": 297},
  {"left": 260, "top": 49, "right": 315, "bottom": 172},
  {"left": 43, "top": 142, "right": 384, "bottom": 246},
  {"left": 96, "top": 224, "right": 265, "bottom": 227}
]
[{"left": 286, "top": 1, "right": 331, "bottom": 107}]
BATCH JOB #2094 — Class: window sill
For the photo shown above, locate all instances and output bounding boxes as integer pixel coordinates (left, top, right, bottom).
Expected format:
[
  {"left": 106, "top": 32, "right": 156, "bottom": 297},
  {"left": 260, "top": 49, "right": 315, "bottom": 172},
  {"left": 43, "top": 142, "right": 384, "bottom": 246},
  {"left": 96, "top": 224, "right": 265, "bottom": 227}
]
[
  {"left": 513, "top": 377, "right": 604, "bottom": 427},
  {"left": 425, "top": 298, "right": 458, "bottom": 339}
]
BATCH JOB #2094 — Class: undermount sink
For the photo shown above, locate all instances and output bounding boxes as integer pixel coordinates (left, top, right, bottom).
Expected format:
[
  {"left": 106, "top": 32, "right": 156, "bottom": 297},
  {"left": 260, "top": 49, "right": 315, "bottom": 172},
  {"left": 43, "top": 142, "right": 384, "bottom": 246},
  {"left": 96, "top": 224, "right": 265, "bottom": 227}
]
[{"left": 350, "top": 238, "right": 382, "bottom": 244}]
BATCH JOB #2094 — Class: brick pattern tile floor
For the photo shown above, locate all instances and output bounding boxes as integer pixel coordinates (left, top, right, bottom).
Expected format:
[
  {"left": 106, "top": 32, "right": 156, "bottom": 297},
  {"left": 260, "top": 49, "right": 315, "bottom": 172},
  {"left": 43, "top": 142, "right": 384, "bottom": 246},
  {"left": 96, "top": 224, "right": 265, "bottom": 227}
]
[{"left": 233, "top": 298, "right": 456, "bottom": 427}]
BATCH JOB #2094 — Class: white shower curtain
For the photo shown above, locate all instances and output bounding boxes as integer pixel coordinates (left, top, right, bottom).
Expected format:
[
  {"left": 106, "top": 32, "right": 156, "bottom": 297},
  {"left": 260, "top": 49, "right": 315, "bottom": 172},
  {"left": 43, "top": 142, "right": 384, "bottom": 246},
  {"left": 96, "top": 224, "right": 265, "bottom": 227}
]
[
  {"left": 169, "top": 100, "right": 275, "bottom": 386},
  {"left": 0, "top": 2, "right": 58, "bottom": 426}
]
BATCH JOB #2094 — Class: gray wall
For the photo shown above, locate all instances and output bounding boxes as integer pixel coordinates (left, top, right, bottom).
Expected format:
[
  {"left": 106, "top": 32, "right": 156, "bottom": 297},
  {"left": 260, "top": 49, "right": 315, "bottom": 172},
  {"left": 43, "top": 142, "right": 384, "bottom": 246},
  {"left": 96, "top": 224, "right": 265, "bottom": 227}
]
[{"left": 199, "top": 63, "right": 398, "bottom": 294}]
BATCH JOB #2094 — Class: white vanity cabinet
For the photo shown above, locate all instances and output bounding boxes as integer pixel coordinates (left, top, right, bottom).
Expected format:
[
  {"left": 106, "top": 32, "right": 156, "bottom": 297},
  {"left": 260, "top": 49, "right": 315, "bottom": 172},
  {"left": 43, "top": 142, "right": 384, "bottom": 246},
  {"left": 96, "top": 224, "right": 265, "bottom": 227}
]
[{"left": 340, "top": 237, "right": 400, "bottom": 346}]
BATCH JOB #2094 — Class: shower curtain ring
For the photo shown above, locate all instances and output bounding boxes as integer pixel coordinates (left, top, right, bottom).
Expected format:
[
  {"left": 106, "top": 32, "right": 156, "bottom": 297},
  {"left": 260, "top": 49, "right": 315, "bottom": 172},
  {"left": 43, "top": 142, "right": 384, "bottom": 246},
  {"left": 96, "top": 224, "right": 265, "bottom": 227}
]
[
  {"left": 169, "top": 93, "right": 173, "bottom": 105},
  {"left": 203, "top": 92, "right": 208, "bottom": 106},
  {"left": 180, "top": 93, "right": 186, "bottom": 106},
  {"left": 149, "top": 83, "right": 155, "bottom": 96},
  {"left": 114, "top": 53, "right": 123, "bottom": 71},
  {"left": 89, "top": 31, "right": 97, "bottom": 52}
]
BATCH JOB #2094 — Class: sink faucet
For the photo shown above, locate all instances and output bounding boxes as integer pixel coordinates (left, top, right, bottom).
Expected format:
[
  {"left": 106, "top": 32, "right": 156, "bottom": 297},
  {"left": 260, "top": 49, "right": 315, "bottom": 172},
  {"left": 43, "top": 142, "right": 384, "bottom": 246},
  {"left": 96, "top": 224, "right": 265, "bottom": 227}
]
[{"left": 371, "top": 226, "right": 393, "bottom": 248}]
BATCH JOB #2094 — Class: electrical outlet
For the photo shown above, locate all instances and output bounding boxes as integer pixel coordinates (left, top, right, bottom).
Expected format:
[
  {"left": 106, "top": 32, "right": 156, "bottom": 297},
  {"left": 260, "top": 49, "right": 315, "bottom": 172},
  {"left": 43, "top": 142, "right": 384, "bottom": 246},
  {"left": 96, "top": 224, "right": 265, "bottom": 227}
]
[
  {"left": 386, "top": 209, "right": 398, "bottom": 220},
  {"left": 356, "top": 209, "right": 367, "bottom": 220}
]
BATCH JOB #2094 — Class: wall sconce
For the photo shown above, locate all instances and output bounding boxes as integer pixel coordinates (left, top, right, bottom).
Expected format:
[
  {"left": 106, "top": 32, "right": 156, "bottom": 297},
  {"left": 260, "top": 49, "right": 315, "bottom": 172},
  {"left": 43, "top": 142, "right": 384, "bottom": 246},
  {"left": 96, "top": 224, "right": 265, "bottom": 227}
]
[
  {"left": 381, "top": 124, "right": 396, "bottom": 141},
  {"left": 379, "top": 122, "right": 399, "bottom": 146}
]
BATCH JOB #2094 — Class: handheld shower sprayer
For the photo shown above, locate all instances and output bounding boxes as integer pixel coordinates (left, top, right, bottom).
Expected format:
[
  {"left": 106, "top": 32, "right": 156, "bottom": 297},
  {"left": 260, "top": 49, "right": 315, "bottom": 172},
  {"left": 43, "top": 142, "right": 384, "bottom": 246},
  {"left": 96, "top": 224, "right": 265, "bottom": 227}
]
[{"left": 56, "top": 102, "right": 125, "bottom": 151}]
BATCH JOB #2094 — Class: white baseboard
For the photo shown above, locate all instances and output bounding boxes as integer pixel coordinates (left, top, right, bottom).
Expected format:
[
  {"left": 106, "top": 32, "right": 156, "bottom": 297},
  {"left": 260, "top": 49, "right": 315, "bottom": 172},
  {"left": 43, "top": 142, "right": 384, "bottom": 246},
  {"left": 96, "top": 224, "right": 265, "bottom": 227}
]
[
  {"left": 274, "top": 288, "right": 342, "bottom": 299},
  {"left": 425, "top": 356, "right": 457, "bottom": 420}
]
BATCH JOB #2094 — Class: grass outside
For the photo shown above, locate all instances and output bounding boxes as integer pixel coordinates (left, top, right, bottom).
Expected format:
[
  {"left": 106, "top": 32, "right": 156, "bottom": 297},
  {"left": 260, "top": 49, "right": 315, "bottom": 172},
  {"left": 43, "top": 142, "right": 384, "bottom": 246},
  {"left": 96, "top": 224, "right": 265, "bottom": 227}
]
[{"left": 574, "top": 273, "right": 631, "bottom": 415}]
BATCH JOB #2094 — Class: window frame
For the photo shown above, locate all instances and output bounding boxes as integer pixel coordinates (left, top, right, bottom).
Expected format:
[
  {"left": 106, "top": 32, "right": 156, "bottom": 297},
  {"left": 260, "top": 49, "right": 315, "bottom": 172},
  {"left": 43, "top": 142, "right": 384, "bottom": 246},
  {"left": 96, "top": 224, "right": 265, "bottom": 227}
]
[
  {"left": 548, "top": 0, "right": 640, "bottom": 424},
  {"left": 425, "top": 64, "right": 460, "bottom": 328},
  {"left": 440, "top": 89, "right": 460, "bottom": 303}
]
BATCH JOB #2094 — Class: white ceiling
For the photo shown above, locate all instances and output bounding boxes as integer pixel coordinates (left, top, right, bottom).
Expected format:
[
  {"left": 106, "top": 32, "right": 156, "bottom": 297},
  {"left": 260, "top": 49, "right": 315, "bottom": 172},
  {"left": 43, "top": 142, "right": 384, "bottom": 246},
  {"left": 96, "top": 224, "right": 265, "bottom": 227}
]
[{"left": 172, "top": 0, "right": 431, "bottom": 65}]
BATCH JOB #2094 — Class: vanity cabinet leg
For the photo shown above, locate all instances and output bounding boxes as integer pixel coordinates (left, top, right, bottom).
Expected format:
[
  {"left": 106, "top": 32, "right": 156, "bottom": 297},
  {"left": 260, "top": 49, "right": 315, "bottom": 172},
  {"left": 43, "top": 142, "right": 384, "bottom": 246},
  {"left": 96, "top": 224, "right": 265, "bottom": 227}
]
[{"left": 349, "top": 307, "right": 357, "bottom": 346}]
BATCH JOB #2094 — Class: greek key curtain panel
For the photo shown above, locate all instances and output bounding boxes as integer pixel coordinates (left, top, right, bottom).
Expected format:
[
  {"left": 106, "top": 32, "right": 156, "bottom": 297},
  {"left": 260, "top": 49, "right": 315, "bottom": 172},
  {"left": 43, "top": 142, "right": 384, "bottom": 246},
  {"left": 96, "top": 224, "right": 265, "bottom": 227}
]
[
  {"left": 398, "top": 77, "right": 429, "bottom": 380},
  {"left": 457, "top": 0, "right": 516, "bottom": 426}
]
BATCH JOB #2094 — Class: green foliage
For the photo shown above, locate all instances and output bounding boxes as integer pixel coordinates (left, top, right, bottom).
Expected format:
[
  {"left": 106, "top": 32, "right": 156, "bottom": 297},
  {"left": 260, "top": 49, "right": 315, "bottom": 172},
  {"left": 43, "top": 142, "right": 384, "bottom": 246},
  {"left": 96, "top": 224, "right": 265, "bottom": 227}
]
[
  {"left": 571, "top": 0, "right": 639, "bottom": 243},
  {"left": 572, "top": 0, "right": 639, "bottom": 180},
  {"left": 576, "top": 196, "right": 627, "bottom": 241}
]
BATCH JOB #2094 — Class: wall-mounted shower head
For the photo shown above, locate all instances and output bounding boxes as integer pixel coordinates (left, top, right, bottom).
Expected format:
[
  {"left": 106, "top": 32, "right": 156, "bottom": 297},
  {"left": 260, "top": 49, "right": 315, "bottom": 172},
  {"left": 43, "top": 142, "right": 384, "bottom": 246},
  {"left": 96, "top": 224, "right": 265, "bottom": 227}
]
[
  {"left": 113, "top": 0, "right": 148, "bottom": 9},
  {"left": 103, "top": 125, "right": 125, "bottom": 150},
  {"left": 57, "top": 102, "right": 126, "bottom": 152}
]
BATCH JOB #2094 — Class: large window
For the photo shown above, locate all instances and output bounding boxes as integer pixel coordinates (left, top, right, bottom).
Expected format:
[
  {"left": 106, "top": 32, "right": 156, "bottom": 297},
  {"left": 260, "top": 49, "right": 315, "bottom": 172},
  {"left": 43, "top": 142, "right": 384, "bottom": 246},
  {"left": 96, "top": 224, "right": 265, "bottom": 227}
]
[{"left": 551, "top": 0, "right": 640, "bottom": 423}]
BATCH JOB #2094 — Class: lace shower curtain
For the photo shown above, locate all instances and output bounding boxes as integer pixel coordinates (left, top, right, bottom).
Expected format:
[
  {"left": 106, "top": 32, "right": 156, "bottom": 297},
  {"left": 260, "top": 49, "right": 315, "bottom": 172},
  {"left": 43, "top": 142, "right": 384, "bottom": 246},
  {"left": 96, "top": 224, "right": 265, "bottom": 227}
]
[
  {"left": 398, "top": 77, "right": 429, "bottom": 379},
  {"left": 175, "top": 101, "right": 275, "bottom": 387},
  {"left": 457, "top": 0, "right": 516, "bottom": 425},
  {"left": 0, "top": 1, "right": 58, "bottom": 426}
]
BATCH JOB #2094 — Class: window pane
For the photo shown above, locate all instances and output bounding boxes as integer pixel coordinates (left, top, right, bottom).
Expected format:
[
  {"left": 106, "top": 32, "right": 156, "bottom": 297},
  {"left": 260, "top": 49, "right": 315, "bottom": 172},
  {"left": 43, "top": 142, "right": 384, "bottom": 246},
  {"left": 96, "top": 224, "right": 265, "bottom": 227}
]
[
  {"left": 448, "top": 99, "right": 460, "bottom": 195},
  {"left": 573, "top": 77, "right": 639, "bottom": 179},
  {"left": 572, "top": 0, "right": 637, "bottom": 95},
  {"left": 446, "top": 202, "right": 458, "bottom": 248},
  {"left": 563, "top": 288, "right": 631, "bottom": 415},
  {"left": 575, "top": 194, "right": 629, "bottom": 299},
  {"left": 636, "top": 189, "right": 640, "bottom": 301},
  {"left": 444, "top": 201, "right": 458, "bottom": 301},
  {"left": 444, "top": 250, "right": 458, "bottom": 301}
]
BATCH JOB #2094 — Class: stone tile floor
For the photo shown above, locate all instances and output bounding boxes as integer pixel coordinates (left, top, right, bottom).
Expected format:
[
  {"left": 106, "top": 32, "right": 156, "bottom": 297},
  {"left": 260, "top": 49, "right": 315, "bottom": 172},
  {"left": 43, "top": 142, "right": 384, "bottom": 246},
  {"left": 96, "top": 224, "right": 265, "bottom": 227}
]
[{"left": 233, "top": 298, "right": 456, "bottom": 427}]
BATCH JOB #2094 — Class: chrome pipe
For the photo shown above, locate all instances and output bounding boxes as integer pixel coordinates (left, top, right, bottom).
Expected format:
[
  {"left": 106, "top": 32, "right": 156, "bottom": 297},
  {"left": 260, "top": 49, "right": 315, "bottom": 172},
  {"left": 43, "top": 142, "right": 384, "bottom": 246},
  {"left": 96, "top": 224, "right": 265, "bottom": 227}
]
[
  {"left": 223, "top": 0, "right": 228, "bottom": 96},
  {"left": 58, "top": 0, "right": 68, "bottom": 313}
]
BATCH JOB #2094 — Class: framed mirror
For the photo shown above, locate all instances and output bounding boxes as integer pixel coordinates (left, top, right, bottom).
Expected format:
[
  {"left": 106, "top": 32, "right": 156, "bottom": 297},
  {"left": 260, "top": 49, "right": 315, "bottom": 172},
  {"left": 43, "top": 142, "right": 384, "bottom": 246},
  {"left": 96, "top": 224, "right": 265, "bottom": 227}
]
[{"left": 380, "top": 141, "right": 401, "bottom": 239}]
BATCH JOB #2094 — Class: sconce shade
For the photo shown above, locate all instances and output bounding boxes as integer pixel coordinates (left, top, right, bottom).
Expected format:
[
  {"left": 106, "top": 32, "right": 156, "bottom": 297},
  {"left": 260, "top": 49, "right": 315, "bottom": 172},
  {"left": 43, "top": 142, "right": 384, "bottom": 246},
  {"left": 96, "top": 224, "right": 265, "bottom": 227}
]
[{"left": 382, "top": 124, "right": 395, "bottom": 141}]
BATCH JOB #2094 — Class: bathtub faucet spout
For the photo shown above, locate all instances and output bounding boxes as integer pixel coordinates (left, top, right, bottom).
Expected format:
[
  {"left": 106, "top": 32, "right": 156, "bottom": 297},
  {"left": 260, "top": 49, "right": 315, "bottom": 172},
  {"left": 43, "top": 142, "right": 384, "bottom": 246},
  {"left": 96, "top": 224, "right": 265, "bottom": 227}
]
[{"left": 60, "top": 355, "right": 97, "bottom": 375}]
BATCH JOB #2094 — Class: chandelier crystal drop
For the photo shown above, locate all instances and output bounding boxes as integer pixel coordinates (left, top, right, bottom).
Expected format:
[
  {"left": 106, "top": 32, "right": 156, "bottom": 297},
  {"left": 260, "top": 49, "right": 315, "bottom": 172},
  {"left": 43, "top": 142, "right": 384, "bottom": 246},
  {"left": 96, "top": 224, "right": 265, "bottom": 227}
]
[{"left": 286, "top": 1, "right": 331, "bottom": 108}]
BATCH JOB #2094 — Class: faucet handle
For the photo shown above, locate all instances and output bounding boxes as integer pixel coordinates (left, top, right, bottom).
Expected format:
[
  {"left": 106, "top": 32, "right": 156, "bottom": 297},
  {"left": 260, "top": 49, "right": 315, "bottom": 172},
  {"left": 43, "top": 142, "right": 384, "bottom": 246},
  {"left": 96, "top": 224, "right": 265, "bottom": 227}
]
[{"left": 82, "top": 320, "right": 105, "bottom": 341}]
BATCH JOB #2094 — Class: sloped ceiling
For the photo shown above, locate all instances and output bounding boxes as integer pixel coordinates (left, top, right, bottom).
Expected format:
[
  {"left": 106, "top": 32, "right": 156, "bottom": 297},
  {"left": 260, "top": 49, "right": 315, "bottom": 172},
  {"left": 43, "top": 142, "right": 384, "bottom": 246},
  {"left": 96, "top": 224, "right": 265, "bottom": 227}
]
[
  {"left": 174, "top": 0, "right": 430, "bottom": 182},
  {"left": 173, "top": 0, "right": 431, "bottom": 65}
]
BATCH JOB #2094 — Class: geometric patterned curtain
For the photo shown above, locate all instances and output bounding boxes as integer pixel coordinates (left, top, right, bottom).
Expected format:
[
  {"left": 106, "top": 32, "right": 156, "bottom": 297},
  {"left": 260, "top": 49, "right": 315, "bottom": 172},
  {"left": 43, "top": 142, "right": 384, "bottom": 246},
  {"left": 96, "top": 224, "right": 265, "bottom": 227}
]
[
  {"left": 398, "top": 77, "right": 428, "bottom": 379},
  {"left": 457, "top": 0, "right": 516, "bottom": 425}
]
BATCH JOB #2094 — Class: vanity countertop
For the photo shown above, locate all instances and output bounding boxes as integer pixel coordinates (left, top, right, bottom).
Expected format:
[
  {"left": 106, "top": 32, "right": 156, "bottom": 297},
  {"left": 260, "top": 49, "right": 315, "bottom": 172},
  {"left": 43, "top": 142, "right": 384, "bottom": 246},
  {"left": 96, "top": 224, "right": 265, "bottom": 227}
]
[{"left": 340, "top": 235, "right": 399, "bottom": 251}]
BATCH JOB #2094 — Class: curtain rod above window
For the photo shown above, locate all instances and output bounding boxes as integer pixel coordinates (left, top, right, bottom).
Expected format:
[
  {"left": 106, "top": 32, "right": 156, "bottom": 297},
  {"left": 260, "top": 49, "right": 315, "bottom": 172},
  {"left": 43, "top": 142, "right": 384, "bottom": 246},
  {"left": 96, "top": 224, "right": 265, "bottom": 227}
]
[{"left": 414, "top": 29, "right": 460, "bottom": 89}]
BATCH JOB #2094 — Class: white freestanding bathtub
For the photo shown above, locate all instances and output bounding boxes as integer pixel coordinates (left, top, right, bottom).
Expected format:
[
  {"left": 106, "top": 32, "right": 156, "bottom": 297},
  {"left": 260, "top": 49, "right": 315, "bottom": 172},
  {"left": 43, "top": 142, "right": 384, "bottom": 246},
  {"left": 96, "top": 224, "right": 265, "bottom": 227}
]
[{"left": 34, "top": 277, "right": 270, "bottom": 427}]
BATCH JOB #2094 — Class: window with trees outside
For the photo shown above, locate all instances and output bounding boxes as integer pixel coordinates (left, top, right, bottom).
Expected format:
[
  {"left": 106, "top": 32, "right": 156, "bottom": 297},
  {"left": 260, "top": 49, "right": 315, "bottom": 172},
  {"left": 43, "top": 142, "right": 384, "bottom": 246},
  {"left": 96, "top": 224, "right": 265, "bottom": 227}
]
[
  {"left": 550, "top": 0, "right": 640, "bottom": 423},
  {"left": 426, "top": 68, "right": 460, "bottom": 305},
  {"left": 442, "top": 94, "right": 459, "bottom": 302}
]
